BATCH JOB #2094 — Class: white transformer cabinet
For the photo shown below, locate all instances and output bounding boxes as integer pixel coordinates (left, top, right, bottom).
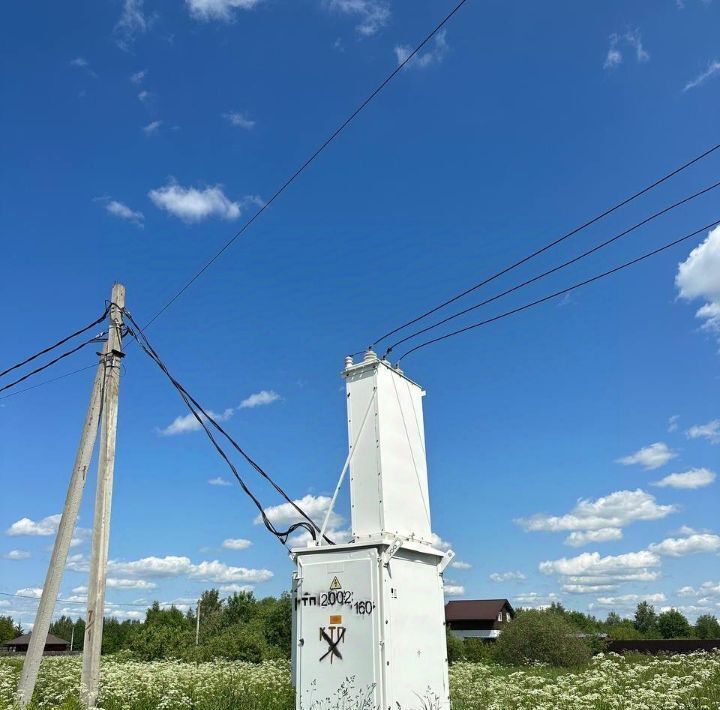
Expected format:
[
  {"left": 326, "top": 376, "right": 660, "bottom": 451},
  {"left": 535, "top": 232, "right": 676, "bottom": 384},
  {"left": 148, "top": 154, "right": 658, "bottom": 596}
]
[{"left": 292, "top": 351, "right": 453, "bottom": 710}]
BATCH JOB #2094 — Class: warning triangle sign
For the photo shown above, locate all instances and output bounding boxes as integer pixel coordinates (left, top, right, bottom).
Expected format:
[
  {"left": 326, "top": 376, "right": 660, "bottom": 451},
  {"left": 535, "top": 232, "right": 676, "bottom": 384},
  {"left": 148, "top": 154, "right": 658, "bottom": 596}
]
[{"left": 329, "top": 576, "right": 342, "bottom": 591}]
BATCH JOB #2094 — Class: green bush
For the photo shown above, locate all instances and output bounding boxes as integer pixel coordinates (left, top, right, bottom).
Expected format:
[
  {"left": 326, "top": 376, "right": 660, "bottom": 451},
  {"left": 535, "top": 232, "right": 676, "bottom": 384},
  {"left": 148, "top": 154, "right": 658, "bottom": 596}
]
[
  {"left": 493, "top": 609, "right": 593, "bottom": 668},
  {"left": 463, "top": 638, "right": 496, "bottom": 663},
  {"left": 446, "top": 629, "right": 465, "bottom": 664}
]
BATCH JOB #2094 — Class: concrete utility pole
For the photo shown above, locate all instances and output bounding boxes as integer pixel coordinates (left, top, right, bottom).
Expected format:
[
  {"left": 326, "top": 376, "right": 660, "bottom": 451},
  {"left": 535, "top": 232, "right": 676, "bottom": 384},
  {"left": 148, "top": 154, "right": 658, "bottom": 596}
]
[
  {"left": 16, "top": 342, "right": 108, "bottom": 708},
  {"left": 81, "top": 284, "right": 125, "bottom": 709}
]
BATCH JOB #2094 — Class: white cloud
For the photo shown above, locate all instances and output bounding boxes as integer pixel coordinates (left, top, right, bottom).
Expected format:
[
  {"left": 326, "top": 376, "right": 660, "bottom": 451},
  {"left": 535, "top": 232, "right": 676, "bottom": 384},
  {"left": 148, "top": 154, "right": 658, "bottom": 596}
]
[
  {"left": 186, "top": 0, "right": 263, "bottom": 22},
  {"left": 564, "top": 528, "right": 624, "bottom": 547},
  {"left": 222, "top": 538, "right": 252, "bottom": 550},
  {"left": 149, "top": 182, "right": 242, "bottom": 223},
  {"left": 540, "top": 550, "right": 661, "bottom": 591},
  {"left": 616, "top": 442, "right": 677, "bottom": 469},
  {"left": 239, "top": 390, "right": 280, "bottom": 409},
  {"left": 395, "top": 29, "right": 448, "bottom": 70},
  {"left": 142, "top": 120, "right": 162, "bottom": 136},
  {"left": 105, "top": 199, "right": 144, "bottom": 226},
  {"left": 98, "top": 554, "right": 272, "bottom": 584},
  {"left": 562, "top": 584, "right": 618, "bottom": 594},
  {"left": 516, "top": 489, "right": 676, "bottom": 542},
  {"left": 159, "top": 407, "right": 234, "bottom": 436},
  {"left": 16, "top": 587, "right": 43, "bottom": 598},
  {"left": 591, "top": 593, "right": 665, "bottom": 610},
  {"left": 208, "top": 477, "right": 232, "bottom": 486},
  {"left": 451, "top": 560, "right": 471, "bottom": 570},
  {"left": 649, "top": 532, "right": 720, "bottom": 557},
  {"left": 256, "top": 494, "right": 349, "bottom": 545},
  {"left": 223, "top": 111, "right": 255, "bottom": 129},
  {"left": 604, "top": 37, "right": 622, "bottom": 69},
  {"left": 257, "top": 494, "right": 339, "bottom": 530},
  {"left": 686, "top": 419, "right": 720, "bottom": 444},
  {"left": 676, "top": 585, "right": 698, "bottom": 597},
  {"left": 326, "top": 0, "right": 390, "bottom": 37},
  {"left": 70, "top": 57, "right": 97, "bottom": 78},
  {"left": 653, "top": 467, "right": 716, "bottom": 489},
  {"left": 3, "top": 549, "right": 30, "bottom": 560},
  {"left": 676, "top": 226, "right": 720, "bottom": 344},
  {"left": 668, "top": 415, "right": 680, "bottom": 433},
  {"left": 188, "top": 560, "right": 273, "bottom": 584},
  {"left": 624, "top": 29, "right": 650, "bottom": 62},
  {"left": 429, "top": 533, "right": 453, "bottom": 552},
  {"left": 106, "top": 578, "right": 157, "bottom": 590},
  {"left": 514, "top": 592, "right": 560, "bottom": 609},
  {"left": 130, "top": 69, "right": 147, "bottom": 84},
  {"left": 684, "top": 60, "right": 720, "bottom": 92},
  {"left": 219, "top": 583, "right": 254, "bottom": 594},
  {"left": 443, "top": 583, "right": 465, "bottom": 597},
  {"left": 489, "top": 571, "right": 526, "bottom": 583},
  {"left": 7, "top": 514, "right": 61, "bottom": 536},
  {"left": 604, "top": 30, "right": 649, "bottom": 69},
  {"left": 71, "top": 585, "right": 88, "bottom": 594},
  {"left": 138, "top": 90, "right": 151, "bottom": 103},
  {"left": 115, "top": 0, "right": 151, "bottom": 51}
]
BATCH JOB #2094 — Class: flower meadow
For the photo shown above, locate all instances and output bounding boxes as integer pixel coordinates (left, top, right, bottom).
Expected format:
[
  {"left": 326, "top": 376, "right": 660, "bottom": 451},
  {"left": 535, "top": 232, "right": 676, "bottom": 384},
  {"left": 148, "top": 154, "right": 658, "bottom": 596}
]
[{"left": 0, "top": 652, "right": 719, "bottom": 709}]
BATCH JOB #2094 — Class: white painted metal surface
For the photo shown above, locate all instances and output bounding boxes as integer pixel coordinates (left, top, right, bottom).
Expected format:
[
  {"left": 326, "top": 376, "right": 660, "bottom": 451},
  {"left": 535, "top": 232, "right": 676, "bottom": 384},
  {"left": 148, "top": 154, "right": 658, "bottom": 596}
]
[
  {"left": 292, "top": 352, "right": 451, "bottom": 709},
  {"left": 344, "top": 352, "right": 432, "bottom": 542},
  {"left": 293, "top": 539, "right": 449, "bottom": 709}
]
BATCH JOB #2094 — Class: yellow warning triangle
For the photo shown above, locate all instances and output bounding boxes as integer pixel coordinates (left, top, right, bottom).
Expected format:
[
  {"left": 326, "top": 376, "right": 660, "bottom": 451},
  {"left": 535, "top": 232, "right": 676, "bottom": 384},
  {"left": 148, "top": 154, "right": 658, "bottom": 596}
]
[{"left": 329, "top": 576, "right": 342, "bottom": 591}]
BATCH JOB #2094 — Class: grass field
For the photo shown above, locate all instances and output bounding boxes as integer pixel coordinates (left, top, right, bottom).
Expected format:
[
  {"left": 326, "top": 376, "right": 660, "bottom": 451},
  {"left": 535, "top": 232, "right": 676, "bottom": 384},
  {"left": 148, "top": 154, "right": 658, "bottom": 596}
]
[{"left": 1, "top": 652, "right": 719, "bottom": 709}]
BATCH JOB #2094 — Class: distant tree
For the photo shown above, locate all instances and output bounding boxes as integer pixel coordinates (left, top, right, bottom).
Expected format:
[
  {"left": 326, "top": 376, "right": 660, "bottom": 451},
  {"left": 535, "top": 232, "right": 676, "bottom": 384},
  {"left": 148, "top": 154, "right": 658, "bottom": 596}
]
[
  {"left": 695, "top": 614, "right": 720, "bottom": 640},
  {"left": 0, "top": 616, "right": 22, "bottom": 643},
  {"left": 262, "top": 593, "right": 292, "bottom": 655},
  {"left": 49, "top": 616, "right": 74, "bottom": 644},
  {"left": 633, "top": 602, "right": 658, "bottom": 635},
  {"left": 605, "top": 612, "right": 622, "bottom": 626},
  {"left": 493, "top": 609, "right": 592, "bottom": 668},
  {"left": 73, "top": 618, "right": 85, "bottom": 651},
  {"left": 224, "top": 591, "right": 257, "bottom": 626},
  {"left": 657, "top": 609, "right": 692, "bottom": 639}
]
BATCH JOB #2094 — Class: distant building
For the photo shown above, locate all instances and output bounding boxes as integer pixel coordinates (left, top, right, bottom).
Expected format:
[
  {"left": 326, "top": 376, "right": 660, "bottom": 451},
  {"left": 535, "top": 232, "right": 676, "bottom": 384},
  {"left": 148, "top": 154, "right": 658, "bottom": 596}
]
[
  {"left": 1, "top": 633, "right": 70, "bottom": 654},
  {"left": 445, "top": 599, "right": 515, "bottom": 640}
]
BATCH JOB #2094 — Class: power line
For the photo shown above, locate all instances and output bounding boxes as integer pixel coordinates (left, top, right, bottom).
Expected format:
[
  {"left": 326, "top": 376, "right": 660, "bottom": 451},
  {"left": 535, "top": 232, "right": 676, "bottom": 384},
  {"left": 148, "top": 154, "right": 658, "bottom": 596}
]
[
  {"left": 0, "top": 334, "right": 106, "bottom": 395},
  {"left": 371, "top": 141, "right": 720, "bottom": 350},
  {"left": 384, "top": 178, "right": 720, "bottom": 355},
  {"left": 396, "top": 219, "right": 720, "bottom": 361},
  {"left": 0, "top": 308, "right": 108, "bottom": 379},
  {"left": 122, "top": 311, "right": 333, "bottom": 547},
  {"left": 0, "top": 0, "right": 472, "bottom": 403},
  {"left": 0, "top": 364, "right": 97, "bottom": 402},
  {"left": 139, "top": 0, "right": 471, "bottom": 333}
]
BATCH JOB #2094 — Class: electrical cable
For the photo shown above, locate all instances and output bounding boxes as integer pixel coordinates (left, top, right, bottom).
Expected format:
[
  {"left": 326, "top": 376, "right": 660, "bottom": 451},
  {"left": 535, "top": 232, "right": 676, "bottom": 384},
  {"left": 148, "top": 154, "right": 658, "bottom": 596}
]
[
  {"left": 384, "top": 178, "right": 720, "bottom": 355},
  {"left": 0, "top": 364, "right": 98, "bottom": 402},
  {"left": 122, "top": 312, "right": 333, "bottom": 547},
  {"left": 0, "top": 308, "right": 108, "bottom": 379},
  {"left": 396, "top": 219, "right": 720, "bottom": 361},
  {"left": 138, "top": 0, "right": 471, "bottom": 334},
  {"left": 0, "top": 334, "right": 106, "bottom": 395},
  {"left": 370, "top": 141, "right": 720, "bottom": 350}
]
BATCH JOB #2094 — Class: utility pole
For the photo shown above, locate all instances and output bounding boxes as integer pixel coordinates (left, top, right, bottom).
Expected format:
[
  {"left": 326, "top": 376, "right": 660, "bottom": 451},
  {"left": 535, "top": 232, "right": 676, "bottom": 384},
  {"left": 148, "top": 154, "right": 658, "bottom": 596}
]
[
  {"left": 16, "top": 341, "right": 107, "bottom": 707},
  {"left": 70, "top": 625, "right": 74, "bottom": 653},
  {"left": 81, "top": 284, "right": 125, "bottom": 709},
  {"left": 195, "top": 602, "right": 201, "bottom": 646}
]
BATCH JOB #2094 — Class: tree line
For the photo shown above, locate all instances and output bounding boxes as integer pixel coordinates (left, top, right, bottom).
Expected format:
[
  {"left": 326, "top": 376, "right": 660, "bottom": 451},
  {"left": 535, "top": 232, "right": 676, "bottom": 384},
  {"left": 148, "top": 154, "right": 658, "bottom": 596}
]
[
  {"left": 0, "top": 589, "right": 291, "bottom": 662},
  {"left": 1, "top": 595, "right": 718, "bottom": 664}
]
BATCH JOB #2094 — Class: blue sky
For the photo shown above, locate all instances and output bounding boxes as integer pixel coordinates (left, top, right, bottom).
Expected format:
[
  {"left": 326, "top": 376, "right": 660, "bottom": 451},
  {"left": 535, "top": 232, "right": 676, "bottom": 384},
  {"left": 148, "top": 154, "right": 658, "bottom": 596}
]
[{"left": 1, "top": 0, "right": 719, "bottom": 627}]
